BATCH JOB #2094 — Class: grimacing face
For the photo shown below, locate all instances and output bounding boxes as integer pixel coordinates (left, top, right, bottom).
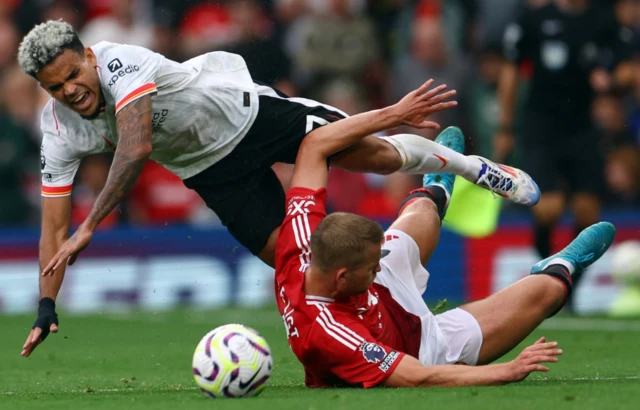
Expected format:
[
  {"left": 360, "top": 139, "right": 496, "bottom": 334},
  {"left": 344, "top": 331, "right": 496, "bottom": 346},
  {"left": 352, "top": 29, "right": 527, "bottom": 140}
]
[
  {"left": 336, "top": 242, "right": 383, "bottom": 296},
  {"left": 36, "top": 48, "right": 104, "bottom": 119}
]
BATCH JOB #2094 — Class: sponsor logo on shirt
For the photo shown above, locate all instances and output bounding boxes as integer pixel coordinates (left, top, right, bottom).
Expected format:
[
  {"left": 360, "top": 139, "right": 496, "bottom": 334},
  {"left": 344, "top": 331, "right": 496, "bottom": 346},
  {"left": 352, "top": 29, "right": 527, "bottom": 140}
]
[
  {"left": 43, "top": 173, "right": 53, "bottom": 183},
  {"left": 152, "top": 109, "right": 169, "bottom": 131},
  {"left": 359, "top": 342, "right": 387, "bottom": 364},
  {"left": 287, "top": 198, "right": 316, "bottom": 216},
  {"left": 108, "top": 58, "right": 123, "bottom": 72},
  {"left": 378, "top": 350, "right": 400, "bottom": 373},
  {"left": 108, "top": 65, "right": 141, "bottom": 88}
]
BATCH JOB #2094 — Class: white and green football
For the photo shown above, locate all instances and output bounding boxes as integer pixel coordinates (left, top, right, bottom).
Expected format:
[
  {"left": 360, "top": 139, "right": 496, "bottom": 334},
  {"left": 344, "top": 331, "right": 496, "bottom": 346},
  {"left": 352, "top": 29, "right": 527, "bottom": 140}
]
[{"left": 192, "top": 324, "right": 273, "bottom": 398}]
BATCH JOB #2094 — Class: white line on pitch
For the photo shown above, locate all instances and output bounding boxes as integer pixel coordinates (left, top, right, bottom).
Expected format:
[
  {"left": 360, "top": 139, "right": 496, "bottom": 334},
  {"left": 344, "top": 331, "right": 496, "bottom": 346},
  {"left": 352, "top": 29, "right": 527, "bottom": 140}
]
[
  {"left": 2, "top": 377, "right": 640, "bottom": 396},
  {"left": 540, "top": 318, "right": 640, "bottom": 332},
  {"left": 0, "top": 386, "right": 200, "bottom": 396},
  {"left": 537, "top": 376, "right": 640, "bottom": 381}
]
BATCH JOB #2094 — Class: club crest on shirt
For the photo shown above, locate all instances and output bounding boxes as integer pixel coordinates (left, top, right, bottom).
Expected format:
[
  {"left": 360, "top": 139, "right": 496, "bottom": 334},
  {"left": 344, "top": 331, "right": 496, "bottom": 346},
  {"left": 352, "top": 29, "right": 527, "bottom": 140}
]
[{"left": 359, "top": 342, "right": 387, "bottom": 364}]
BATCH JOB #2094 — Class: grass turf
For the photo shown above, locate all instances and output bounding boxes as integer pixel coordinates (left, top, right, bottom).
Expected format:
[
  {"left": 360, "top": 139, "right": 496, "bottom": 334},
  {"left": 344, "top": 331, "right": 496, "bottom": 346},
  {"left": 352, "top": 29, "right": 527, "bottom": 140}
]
[{"left": 1, "top": 308, "right": 639, "bottom": 410}]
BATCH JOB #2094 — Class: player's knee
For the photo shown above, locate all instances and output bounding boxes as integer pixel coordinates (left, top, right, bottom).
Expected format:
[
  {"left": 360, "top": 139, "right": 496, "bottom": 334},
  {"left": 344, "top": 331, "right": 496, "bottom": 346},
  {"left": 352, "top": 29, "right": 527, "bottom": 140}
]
[
  {"left": 399, "top": 197, "right": 438, "bottom": 218},
  {"left": 374, "top": 138, "right": 403, "bottom": 175}
]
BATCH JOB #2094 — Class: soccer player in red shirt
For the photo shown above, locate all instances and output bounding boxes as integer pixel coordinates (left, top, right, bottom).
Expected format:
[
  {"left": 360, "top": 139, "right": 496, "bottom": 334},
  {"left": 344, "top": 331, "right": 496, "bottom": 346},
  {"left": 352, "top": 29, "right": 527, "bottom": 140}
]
[{"left": 274, "top": 84, "right": 616, "bottom": 388}]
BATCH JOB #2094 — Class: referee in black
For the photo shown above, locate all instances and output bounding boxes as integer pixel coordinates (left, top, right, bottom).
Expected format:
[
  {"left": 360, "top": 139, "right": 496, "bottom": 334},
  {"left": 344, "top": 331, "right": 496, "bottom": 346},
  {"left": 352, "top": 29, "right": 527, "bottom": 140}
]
[{"left": 494, "top": 0, "right": 634, "bottom": 313}]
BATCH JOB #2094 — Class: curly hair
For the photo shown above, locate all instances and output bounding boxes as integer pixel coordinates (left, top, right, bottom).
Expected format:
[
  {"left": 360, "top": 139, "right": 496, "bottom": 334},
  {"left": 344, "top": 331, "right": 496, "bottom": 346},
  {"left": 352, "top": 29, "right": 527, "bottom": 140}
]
[{"left": 17, "top": 20, "right": 85, "bottom": 78}]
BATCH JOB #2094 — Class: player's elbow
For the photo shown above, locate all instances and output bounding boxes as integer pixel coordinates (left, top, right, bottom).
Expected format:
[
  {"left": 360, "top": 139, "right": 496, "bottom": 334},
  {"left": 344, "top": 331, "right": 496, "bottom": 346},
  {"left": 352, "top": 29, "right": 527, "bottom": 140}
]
[{"left": 298, "top": 136, "right": 330, "bottom": 162}]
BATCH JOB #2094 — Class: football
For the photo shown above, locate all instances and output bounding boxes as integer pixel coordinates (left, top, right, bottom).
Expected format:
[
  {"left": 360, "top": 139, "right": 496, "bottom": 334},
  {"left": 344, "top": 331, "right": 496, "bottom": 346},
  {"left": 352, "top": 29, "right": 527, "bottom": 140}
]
[
  {"left": 192, "top": 324, "right": 273, "bottom": 398},
  {"left": 609, "top": 240, "right": 640, "bottom": 287}
]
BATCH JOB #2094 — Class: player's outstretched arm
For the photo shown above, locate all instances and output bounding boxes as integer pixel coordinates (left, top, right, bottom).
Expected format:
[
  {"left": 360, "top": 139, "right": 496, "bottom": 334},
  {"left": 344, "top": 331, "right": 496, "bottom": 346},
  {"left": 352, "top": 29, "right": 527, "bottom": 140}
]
[
  {"left": 42, "top": 95, "right": 153, "bottom": 276},
  {"left": 291, "top": 79, "right": 457, "bottom": 190},
  {"left": 22, "top": 196, "right": 72, "bottom": 357},
  {"left": 384, "top": 338, "right": 562, "bottom": 388}
]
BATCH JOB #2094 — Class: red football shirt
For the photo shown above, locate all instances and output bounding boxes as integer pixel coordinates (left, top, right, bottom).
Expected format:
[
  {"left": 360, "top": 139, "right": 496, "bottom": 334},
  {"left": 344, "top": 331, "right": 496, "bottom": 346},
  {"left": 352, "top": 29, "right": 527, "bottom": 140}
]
[{"left": 275, "top": 187, "right": 421, "bottom": 388}]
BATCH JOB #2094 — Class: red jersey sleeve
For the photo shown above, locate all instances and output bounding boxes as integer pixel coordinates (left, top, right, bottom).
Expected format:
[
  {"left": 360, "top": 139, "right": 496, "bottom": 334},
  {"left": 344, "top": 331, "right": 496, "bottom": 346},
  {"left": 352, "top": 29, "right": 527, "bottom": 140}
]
[
  {"left": 306, "top": 306, "right": 405, "bottom": 388},
  {"left": 275, "top": 187, "right": 328, "bottom": 275}
]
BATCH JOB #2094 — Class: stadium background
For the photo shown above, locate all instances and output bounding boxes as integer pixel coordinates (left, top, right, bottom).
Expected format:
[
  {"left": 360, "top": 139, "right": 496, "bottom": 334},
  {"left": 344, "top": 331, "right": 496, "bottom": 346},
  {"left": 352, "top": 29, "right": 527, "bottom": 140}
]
[{"left": 0, "top": 0, "right": 639, "bottom": 317}]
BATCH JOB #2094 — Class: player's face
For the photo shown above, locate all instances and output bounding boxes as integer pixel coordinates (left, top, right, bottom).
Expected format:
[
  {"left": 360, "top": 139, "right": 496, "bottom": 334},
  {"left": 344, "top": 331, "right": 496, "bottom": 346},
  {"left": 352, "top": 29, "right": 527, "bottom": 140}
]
[
  {"left": 337, "top": 243, "right": 382, "bottom": 296},
  {"left": 36, "top": 48, "right": 104, "bottom": 120}
]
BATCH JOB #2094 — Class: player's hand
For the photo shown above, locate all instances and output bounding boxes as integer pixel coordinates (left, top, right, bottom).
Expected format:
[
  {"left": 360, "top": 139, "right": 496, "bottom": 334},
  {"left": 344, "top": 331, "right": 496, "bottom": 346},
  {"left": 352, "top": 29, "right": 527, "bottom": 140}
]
[
  {"left": 42, "top": 224, "right": 93, "bottom": 276},
  {"left": 391, "top": 79, "right": 457, "bottom": 129},
  {"left": 21, "top": 297, "right": 59, "bottom": 357},
  {"left": 505, "top": 337, "right": 563, "bottom": 383}
]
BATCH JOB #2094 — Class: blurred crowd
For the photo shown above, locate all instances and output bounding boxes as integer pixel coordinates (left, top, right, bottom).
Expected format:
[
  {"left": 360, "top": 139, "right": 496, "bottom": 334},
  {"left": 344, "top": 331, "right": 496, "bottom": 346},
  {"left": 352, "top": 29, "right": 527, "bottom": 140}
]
[{"left": 0, "top": 0, "right": 638, "bottom": 229}]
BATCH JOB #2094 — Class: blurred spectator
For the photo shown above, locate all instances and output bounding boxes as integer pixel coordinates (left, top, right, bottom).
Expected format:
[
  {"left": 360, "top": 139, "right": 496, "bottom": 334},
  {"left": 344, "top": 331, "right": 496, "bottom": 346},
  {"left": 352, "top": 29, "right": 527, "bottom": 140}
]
[
  {"left": 80, "top": 0, "right": 154, "bottom": 48},
  {"left": 274, "top": 0, "right": 308, "bottom": 25},
  {"left": 629, "top": 64, "right": 640, "bottom": 144},
  {"left": 0, "top": 0, "right": 637, "bottom": 231},
  {"left": 1, "top": 65, "right": 41, "bottom": 138},
  {"left": 606, "top": 145, "right": 640, "bottom": 206},
  {"left": 321, "top": 79, "right": 371, "bottom": 213},
  {"left": 0, "top": 18, "right": 19, "bottom": 73},
  {"left": 179, "top": 2, "right": 238, "bottom": 58},
  {"left": 497, "top": 0, "right": 635, "bottom": 312},
  {"left": 592, "top": 92, "right": 635, "bottom": 151},
  {"left": 13, "top": 0, "right": 86, "bottom": 36},
  {"left": 615, "top": 0, "right": 640, "bottom": 33},
  {"left": 476, "top": 0, "right": 521, "bottom": 49},
  {"left": 0, "top": 104, "right": 33, "bottom": 226},
  {"left": 465, "top": 45, "right": 511, "bottom": 159},
  {"left": 284, "top": 0, "right": 379, "bottom": 95},
  {"left": 392, "top": 16, "right": 469, "bottom": 134},
  {"left": 224, "top": 0, "right": 296, "bottom": 96}
]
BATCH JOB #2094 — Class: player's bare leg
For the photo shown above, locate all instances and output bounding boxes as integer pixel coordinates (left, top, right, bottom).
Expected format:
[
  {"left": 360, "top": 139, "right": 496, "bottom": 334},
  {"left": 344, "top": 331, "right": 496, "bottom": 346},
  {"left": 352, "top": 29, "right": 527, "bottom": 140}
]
[
  {"left": 386, "top": 127, "right": 465, "bottom": 265},
  {"left": 389, "top": 198, "right": 442, "bottom": 266},
  {"left": 461, "top": 222, "right": 616, "bottom": 365},
  {"left": 328, "top": 129, "right": 541, "bottom": 207},
  {"left": 329, "top": 135, "right": 403, "bottom": 175},
  {"left": 460, "top": 276, "right": 566, "bottom": 364}
]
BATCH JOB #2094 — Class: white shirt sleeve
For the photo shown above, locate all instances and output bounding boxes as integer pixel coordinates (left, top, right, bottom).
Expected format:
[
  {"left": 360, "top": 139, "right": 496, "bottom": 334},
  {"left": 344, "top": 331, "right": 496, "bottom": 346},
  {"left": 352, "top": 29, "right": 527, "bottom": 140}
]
[
  {"left": 39, "top": 100, "right": 107, "bottom": 197},
  {"left": 96, "top": 43, "right": 162, "bottom": 114}
]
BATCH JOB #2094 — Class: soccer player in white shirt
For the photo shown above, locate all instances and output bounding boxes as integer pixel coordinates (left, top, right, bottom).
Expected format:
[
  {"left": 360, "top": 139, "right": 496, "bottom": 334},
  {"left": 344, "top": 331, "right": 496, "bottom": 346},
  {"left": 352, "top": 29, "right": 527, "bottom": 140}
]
[{"left": 18, "top": 20, "right": 540, "bottom": 357}]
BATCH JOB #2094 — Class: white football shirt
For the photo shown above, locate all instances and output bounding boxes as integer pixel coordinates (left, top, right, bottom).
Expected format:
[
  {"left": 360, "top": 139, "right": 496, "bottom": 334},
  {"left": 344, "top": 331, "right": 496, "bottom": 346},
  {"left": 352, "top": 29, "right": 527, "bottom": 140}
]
[{"left": 40, "top": 41, "right": 259, "bottom": 197}]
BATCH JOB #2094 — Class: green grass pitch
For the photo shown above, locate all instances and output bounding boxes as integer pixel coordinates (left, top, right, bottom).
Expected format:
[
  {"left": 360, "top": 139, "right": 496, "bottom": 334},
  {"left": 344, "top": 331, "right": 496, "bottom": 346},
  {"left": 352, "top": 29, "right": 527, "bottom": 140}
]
[{"left": 1, "top": 308, "right": 639, "bottom": 410}]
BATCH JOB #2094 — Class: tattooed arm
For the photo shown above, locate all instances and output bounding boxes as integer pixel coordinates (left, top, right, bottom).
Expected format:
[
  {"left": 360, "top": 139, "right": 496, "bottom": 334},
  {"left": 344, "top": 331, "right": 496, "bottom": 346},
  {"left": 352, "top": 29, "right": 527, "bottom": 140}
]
[
  {"left": 84, "top": 95, "right": 153, "bottom": 230},
  {"left": 42, "top": 95, "right": 153, "bottom": 275}
]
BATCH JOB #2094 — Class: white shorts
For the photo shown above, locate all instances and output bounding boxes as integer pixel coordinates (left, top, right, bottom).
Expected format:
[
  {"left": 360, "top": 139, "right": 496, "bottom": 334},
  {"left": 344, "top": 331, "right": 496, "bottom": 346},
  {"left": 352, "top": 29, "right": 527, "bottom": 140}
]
[{"left": 375, "top": 230, "right": 483, "bottom": 366}]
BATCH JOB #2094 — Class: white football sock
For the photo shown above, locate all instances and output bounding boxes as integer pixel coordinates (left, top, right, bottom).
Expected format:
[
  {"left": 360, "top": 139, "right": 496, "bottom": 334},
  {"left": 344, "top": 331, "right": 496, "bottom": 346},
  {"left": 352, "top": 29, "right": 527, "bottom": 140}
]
[
  {"left": 380, "top": 134, "right": 482, "bottom": 181},
  {"left": 541, "top": 258, "right": 576, "bottom": 275}
]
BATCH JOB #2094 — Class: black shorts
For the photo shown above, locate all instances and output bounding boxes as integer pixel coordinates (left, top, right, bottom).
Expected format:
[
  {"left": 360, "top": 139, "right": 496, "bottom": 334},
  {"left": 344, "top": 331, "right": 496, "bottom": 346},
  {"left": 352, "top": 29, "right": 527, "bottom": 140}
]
[
  {"left": 521, "top": 119, "right": 605, "bottom": 196},
  {"left": 183, "top": 84, "right": 347, "bottom": 255}
]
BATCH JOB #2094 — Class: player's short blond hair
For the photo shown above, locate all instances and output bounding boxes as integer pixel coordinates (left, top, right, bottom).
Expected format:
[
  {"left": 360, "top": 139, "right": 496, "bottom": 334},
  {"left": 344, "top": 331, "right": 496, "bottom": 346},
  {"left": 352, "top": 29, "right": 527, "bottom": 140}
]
[
  {"left": 18, "top": 20, "right": 85, "bottom": 78},
  {"left": 310, "top": 212, "right": 384, "bottom": 272}
]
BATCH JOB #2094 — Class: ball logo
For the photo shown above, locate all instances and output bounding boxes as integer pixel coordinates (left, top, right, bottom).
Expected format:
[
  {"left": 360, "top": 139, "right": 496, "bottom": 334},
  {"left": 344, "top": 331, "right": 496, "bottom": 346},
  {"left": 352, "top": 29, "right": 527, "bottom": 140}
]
[{"left": 359, "top": 342, "right": 387, "bottom": 364}]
